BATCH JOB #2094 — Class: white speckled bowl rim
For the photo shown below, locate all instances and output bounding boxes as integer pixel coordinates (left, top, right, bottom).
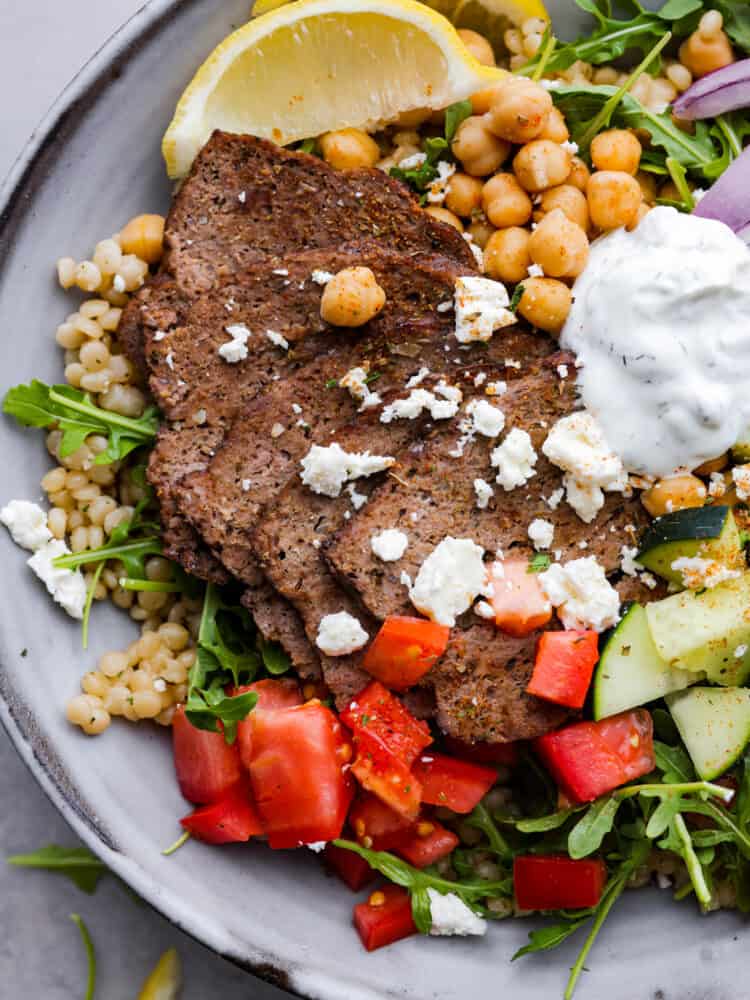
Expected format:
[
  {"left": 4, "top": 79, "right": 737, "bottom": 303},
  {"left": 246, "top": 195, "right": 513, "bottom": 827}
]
[{"left": 0, "top": 3, "right": 746, "bottom": 998}]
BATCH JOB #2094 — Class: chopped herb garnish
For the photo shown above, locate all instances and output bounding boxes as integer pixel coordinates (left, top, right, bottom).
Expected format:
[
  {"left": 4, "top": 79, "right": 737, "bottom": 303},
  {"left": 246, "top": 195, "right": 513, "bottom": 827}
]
[
  {"left": 509, "top": 283, "right": 526, "bottom": 314},
  {"left": 7, "top": 844, "right": 107, "bottom": 894},
  {"left": 70, "top": 914, "right": 97, "bottom": 1000},
  {"left": 444, "top": 99, "right": 473, "bottom": 144},
  {"left": 325, "top": 378, "right": 339, "bottom": 389},
  {"left": 528, "top": 552, "right": 551, "bottom": 573}
]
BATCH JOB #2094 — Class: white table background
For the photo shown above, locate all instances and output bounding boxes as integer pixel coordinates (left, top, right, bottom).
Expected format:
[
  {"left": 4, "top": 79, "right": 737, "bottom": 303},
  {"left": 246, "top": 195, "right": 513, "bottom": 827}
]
[{"left": 0, "top": 4, "right": 290, "bottom": 997}]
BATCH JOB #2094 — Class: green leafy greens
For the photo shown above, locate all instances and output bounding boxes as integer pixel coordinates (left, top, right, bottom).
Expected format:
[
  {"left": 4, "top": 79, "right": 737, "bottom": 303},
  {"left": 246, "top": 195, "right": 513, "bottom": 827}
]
[
  {"left": 389, "top": 100, "right": 471, "bottom": 199},
  {"left": 70, "top": 914, "right": 97, "bottom": 1000},
  {"left": 7, "top": 845, "right": 107, "bottom": 894}
]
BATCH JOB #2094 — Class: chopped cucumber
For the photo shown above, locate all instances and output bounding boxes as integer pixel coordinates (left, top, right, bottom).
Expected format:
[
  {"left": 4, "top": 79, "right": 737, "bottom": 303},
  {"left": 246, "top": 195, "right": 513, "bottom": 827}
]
[
  {"left": 645, "top": 574, "right": 750, "bottom": 686},
  {"left": 666, "top": 686, "right": 750, "bottom": 780},
  {"left": 637, "top": 506, "right": 742, "bottom": 585},
  {"left": 593, "top": 604, "right": 704, "bottom": 720},
  {"left": 732, "top": 426, "right": 750, "bottom": 462}
]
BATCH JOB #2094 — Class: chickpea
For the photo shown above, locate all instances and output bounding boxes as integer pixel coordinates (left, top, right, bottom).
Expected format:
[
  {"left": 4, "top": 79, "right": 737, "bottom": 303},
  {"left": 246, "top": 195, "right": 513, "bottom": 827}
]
[
  {"left": 467, "top": 216, "right": 496, "bottom": 249},
  {"left": 513, "top": 140, "right": 571, "bottom": 193},
  {"left": 470, "top": 81, "right": 505, "bottom": 116},
  {"left": 528, "top": 209, "right": 589, "bottom": 279},
  {"left": 627, "top": 202, "right": 651, "bottom": 231},
  {"left": 516, "top": 277, "right": 572, "bottom": 335},
  {"left": 567, "top": 155, "right": 591, "bottom": 192},
  {"left": 641, "top": 473, "right": 707, "bottom": 518},
  {"left": 320, "top": 266, "right": 386, "bottom": 327},
  {"left": 484, "top": 227, "right": 531, "bottom": 284},
  {"left": 485, "top": 77, "right": 553, "bottom": 144},
  {"left": 635, "top": 170, "right": 658, "bottom": 205},
  {"left": 319, "top": 128, "right": 380, "bottom": 170},
  {"left": 444, "top": 173, "right": 484, "bottom": 217},
  {"left": 538, "top": 107, "right": 570, "bottom": 144},
  {"left": 679, "top": 11, "right": 735, "bottom": 78},
  {"left": 590, "top": 129, "right": 642, "bottom": 175},
  {"left": 587, "top": 171, "right": 642, "bottom": 230},
  {"left": 119, "top": 214, "right": 165, "bottom": 264},
  {"left": 481, "top": 172, "right": 532, "bottom": 229},
  {"left": 534, "top": 184, "right": 589, "bottom": 232},
  {"left": 452, "top": 116, "right": 510, "bottom": 177},
  {"left": 425, "top": 206, "right": 463, "bottom": 232},
  {"left": 457, "top": 29, "right": 496, "bottom": 67}
]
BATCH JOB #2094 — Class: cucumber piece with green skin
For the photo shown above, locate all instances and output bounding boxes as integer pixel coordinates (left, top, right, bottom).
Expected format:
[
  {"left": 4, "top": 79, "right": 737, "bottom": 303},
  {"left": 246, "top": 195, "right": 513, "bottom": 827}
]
[
  {"left": 732, "top": 426, "right": 750, "bottom": 462},
  {"left": 593, "top": 604, "right": 704, "bottom": 720},
  {"left": 645, "top": 573, "right": 750, "bottom": 686},
  {"left": 637, "top": 506, "right": 742, "bottom": 585},
  {"left": 666, "top": 686, "right": 750, "bottom": 780}
]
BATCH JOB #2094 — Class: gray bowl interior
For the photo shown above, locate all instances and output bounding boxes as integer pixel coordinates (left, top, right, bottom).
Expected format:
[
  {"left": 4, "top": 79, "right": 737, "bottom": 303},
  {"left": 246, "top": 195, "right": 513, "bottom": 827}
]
[{"left": 0, "top": 1, "right": 745, "bottom": 997}]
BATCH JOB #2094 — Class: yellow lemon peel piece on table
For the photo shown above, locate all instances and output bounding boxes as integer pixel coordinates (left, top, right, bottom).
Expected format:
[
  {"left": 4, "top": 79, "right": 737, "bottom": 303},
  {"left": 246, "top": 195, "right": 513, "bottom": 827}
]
[{"left": 137, "top": 948, "right": 182, "bottom": 1000}]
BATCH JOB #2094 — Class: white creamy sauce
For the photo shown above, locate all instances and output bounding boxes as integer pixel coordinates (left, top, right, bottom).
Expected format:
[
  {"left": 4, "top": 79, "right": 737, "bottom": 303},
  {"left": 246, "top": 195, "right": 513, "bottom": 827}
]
[{"left": 562, "top": 207, "right": 750, "bottom": 476}]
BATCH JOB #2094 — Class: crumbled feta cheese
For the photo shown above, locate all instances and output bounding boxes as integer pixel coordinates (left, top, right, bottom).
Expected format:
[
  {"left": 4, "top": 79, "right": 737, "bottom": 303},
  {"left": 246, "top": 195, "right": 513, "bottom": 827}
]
[
  {"left": 346, "top": 483, "right": 368, "bottom": 510},
  {"left": 670, "top": 556, "right": 742, "bottom": 590},
  {"left": 241, "top": 479, "right": 251, "bottom": 492},
  {"left": 266, "top": 329, "right": 289, "bottom": 350},
  {"left": 561, "top": 140, "right": 579, "bottom": 155},
  {"left": 641, "top": 572, "right": 658, "bottom": 590},
  {"left": 733, "top": 465, "right": 750, "bottom": 500},
  {"left": 400, "top": 570, "right": 413, "bottom": 589},
  {"left": 316, "top": 611, "right": 369, "bottom": 656},
  {"left": 620, "top": 545, "right": 641, "bottom": 577},
  {"left": 218, "top": 323, "right": 251, "bottom": 363},
  {"left": 427, "top": 889, "right": 487, "bottom": 937},
  {"left": 399, "top": 152, "right": 427, "bottom": 170},
  {"left": 473, "top": 372, "right": 487, "bottom": 388},
  {"left": 409, "top": 537, "right": 486, "bottom": 626},
  {"left": 428, "top": 160, "right": 456, "bottom": 205},
  {"left": 371, "top": 528, "right": 409, "bottom": 562},
  {"left": 380, "top": 386, "right": 462, "bottom": 424},
  {"left": 270, "top": 422, "right": 286, "bottom": 438},
  {"left": 539, "top": 556, "right": 620, "bottom": 631},
  {"left": 565, "top": 478, "right": 605, "bottom": 524},
  {"left": 311, "top": 269, "right": 335, "bottom": 286},
  {"left": 306, "top": 841, "right": 327, "bottom": 853},
  {"left": 153, "top": 677, "right": 167, "bottom": 693},
  {"left": 339, "top": 366, "right": 382, "bottom": 411},
  {"left": 474, "top": 600, "right": 495, "bottom": 619},
  {"left": 454, "top": 276, "right": 514, "bottom": 344},
  {"left": 545, "top": 487, "right": 565, "bottom": 510},
  {"left": 528, "top": 518, "right": 554, "bottom": 551},
  {"left": 272, "top": 268, "right": 289, "bottom": 276},
  {"left": 527, "top": 263, "right": 544, "bottom": 278},
  {"left": 153, "top": 330, "right": 166, "bottom": 342},
  {"left": 406, "top": 367, "right": 430, "bottom": 388},
  {"left": 540, "top": 79, "right": 562, "bottom": 90},
  {"left": 1, "top": 500, "right": 52, "bottom": 551},
  {"left": 708, "top": 471, "right": 727, "bottom": 498},
  {"left": 485, "top": 380, "right": 507, "bottom": 397},
  {"left": 504, "top": 358, "right": 521, "bottom": 370},
  {"left": 466, "top": 399, "right": 505, "bottom": 438},
  {"left": 27, "top": 539, "right": 87, "bottom": 619},
  {"left": 165, "top": 352, "right": 175, "bottom": 370},
  {"left": 491, "top": 429, "right": 538, "bottom": 491},
  {"left": 463, "top": 233, "right": 484, "bottom": 269},
  {"left": 292, "top": 403, "right": 303, "bottom": 415},
  {"left": 436, "top": 301, "right": 453, "bottom": 314},
  {"left": 557, "top": 364, "right": 569, "bottom": 379},
  {"left": 237, "top": 190, "right": 247, "bottom": 203},
  {"left": 300, "top": 443, "right": 394, "bottom": 497},
  {"left": 474, "top": 478, "right": 494, "bottom": 509}
]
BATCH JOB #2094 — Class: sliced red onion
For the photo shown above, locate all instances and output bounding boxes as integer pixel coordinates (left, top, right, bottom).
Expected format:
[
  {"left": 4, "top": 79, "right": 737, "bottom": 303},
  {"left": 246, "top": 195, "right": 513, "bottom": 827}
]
[
  {"left": 693, "top": 145, "right": 750, "bottom": 241},
  {"left": 673, "top": 58, "right": 750, "bottom": 120}
]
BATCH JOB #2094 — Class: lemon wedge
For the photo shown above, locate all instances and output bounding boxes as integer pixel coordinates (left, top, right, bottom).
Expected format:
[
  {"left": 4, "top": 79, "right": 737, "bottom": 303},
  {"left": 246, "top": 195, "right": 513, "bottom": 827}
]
[
  {"left": 163, "top": 0, "right": 505, "bottom": 178},
  {"left": 137, "top": 949, "right": 182, "bottom": 1000}
]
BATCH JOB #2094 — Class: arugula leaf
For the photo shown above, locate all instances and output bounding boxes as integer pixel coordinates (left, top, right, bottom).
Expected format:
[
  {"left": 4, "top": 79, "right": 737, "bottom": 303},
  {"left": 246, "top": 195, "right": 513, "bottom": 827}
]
[
  {"left": 465, "top": 801, "right": 514, "bottom": 860},
  {"left": 444, "top": 100, "right": 472, "bottom": 143},
  {"left": 654, "top": 740, "right": 695, "bottom": 784},
  {"left": 7, "top": 845, "right": 107, "bottom": 894},
  {"left": 713, "top": 1, "right": 750, "bottom": 52},
  {"left": 516, "top": 806, "right": 582, "bottom": 833},
  {"left": 660, "top": 813, "right": 711, "bottom": 906},
  {"left": 70, "top": 914, "right": 97, "bottom": 1000},
  {"left": 527, "top": 552, "right": 551, "bottom": 573},
  {"left": 3, "top": 380, "right": 158, "bottom": 465},
  {"left": 257, "top": 635, "right": 292, "bottom": 676},
  {"left": 512, "top": 918, "right": 588, "bottom": 960},
  {"left": 411, "top": 886, "right": 433, "bottom": 935},
  {"left": 53, "top": 536, "right": 163, "bottom": 577},
  {"left": 568, "top": 795, "right": 621, "bottom": 859},
  {"left": 508, "top": 283, "right": 525, "bottom": 314}
]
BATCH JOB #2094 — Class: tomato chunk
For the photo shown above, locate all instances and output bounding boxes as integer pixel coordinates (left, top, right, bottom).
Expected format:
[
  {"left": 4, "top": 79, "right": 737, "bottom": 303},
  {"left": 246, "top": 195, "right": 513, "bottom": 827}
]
[
  {"left": 363, "top": 616, "right": 450, "bottom": 690},
  {"left": 534, "top": 709, "right": 655, "bottom": 804},
  {"left": 514, "top": 855, "right": 607, "bottom": 910},
  {"left": 234, "top": 678, "right": 303, "bottom": 770},
  {"left": 413, "top": 753, "right": 497, "bottom": 814},
  {"left": 354, "top": 886, "right": 417, "bottom": 952},
  {"left": 395, "top": 822, "right": 460, "bottom": 869},
  {"left": 172, "top": 706, "right": 242, "bottom": 805},
  {"left": 526, "top": 630, "right": 600, "bottom": 709},
  {"left": 247, "top": 701, "right": 353, "bottom": 848},
  {"left": 489, "top": 558, "right": 553, "bottom": 637},
  {"left": 442, "top": 736, "right": 519, "bottom": 768},
  {"left": 348, "top": 793, "right": 416, "bottom": 850},
  {"left": 324, "top": 842, "right": 376, "bottom": 891},
  {"left": 179, "top": 783, "right": 264, "bottom": 844},
  {"left": 341, "top": 682, "right": 432, "bottom": 819}
]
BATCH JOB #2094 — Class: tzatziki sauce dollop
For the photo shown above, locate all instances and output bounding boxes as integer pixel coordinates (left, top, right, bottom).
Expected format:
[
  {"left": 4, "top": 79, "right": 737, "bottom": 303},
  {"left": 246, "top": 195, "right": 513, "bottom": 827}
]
[{"left": 561, "top": 206, "right": 750, "bottom": 477}]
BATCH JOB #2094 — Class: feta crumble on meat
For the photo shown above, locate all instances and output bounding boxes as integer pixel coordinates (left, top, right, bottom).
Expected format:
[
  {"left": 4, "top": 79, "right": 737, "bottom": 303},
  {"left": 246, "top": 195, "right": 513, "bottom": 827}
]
[
  {"left": 266, "top": 329, "right": 289, "bottom": 350},
  {"left": 670, "top": 556, "right": 742, "bottom": 590},
  {"left": 218, "top": 323, "right": 251, "bottom": 363},
  {"left": 427, "top": 161, "right": 456, "bottom": 205},
  {"left": 620, "top": 545, "right": 641, "bottom": 576},
  {"left": 316, "top": 611, "right": 369, "bottom": 656},
  {"left": 453, "top": 277, "right": 515, "bottom": 344},
  {"left": 491, "top": 429, "right": 538, "bottom": 491},
  {"left": 311, "top": 269, "right": 334, "bottom": 285},
  {"left": 380, "top": 385, "right": 462, "bottom": 423},
  {"left": 1, "top": 500, "right": 52, "bottom": 551},
  {"left": 340, "top": 366, "right": 382, "bottom": 411},
  {"left": 409, "top": 537, "right": 487, "bottom": 626},
  {"left": 528, "top": 518, "right": 554, "bottom": 551},
  {"left": 463, "top": 234, "right": 484, "bottom": 269},
  {"left": 300, "top": 443, "right": 394, "bottom": 498},
  {"left": 539, "top": 556, "right": 620, "bottom": 632},
  {"left": 346, "top": 483, "right": 368, "bottom": 510},
  {"left": 241, "top": 479, "right": 252, "bottom": 492},
  {"left": 733, "top": 464, "right": 750, "bottom": 500},
  {"left": 406, "top": 367, "right": 430, "bottom": 388},
  {"left": 427, "top": 890, "right": 487, "bottom": 937},
  {"left": 545, "top": 487, "right": 565, "bottom": 510},
  {"left": 474, "top": 478, "right": 494, "bottom": 509},
  {"left": 485, "top": 381, "right": 507, "bottom": 397},
  {"left": 371, "top": 529, "right": 409, "bottom": 562},
  {"left": 465, "top": 399, "right": 505, "bottom": 438}
]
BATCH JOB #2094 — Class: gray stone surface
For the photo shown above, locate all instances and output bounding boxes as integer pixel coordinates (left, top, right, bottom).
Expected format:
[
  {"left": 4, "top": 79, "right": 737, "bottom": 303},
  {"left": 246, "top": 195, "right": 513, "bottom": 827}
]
[{"left": 0, "top": 4, "right": 288, "bottom": 997}]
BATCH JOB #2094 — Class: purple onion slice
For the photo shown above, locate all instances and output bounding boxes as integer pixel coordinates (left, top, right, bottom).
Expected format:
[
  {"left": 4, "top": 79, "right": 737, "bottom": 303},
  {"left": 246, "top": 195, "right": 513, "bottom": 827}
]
[
  {"left": 673, "top": 58, "right": 750, "bottom": 120},
  {"left": 692, "top": 144, "right": 750, "bottom": 241}
]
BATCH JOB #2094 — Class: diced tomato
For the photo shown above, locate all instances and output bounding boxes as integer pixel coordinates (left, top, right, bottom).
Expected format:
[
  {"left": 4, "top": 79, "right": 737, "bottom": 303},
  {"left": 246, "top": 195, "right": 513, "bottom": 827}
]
[
  {"left": 247, "top": 701, "right": 354, "bottom": 848},
  {"left": 172, "top": 705, "right": 242, "bottom": 805},
  {"left": 354, "top": 886, "right": 417, "bottom": 952},
  {"left": 234, "top": 678, "right": 303, "bottom": 770},
  {"left": 442, "top": 736, "right": 519, "bottom": 768},
  {"left": 363, "top": 616, "right": 450, "bottom": 690},
  {"left": 412, "top": 752, "right": 497, "bottom": 814},
  {"left": 348, "top": 793, "right": 416, "bottom": 850},
  {"left": 179, "top": 782, "right": 264, "bottom": 844},
  {"left": 341, "top": 682, "right": 432, "bottom": 820},
  {"left": 526, "top": 630, "right": 600, "bottom": 709},
  {"left": 489, "top": 558, "right": 553, "bottom": 637},
  {"left": 324, "top": 842, "right": 376, "bottom": 891},
  {"left": 514, "top": 855, "right": 607, "bottom": 910},
  {"left": 534, "top": 709, "right": 655, "bottom": 804},
  {"left": 395, "top": 822, "right": 460, "bottom": 868}
]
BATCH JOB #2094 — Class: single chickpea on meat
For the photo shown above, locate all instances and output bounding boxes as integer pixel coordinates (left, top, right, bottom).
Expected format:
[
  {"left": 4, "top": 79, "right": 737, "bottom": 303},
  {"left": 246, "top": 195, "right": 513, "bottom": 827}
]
[
  {"left": 641, "top": 473, "right": 707, "bottom": 517},
  {"left": 534, "top": 184, "right": 590, "bottom": 232},
  {"left": 481, "top": 172, "right": 532, "bottom": 228},
  {"left": 513, "top": 140, "right": 572, "bottom": 193},
  {"left": 444, "top": 173, "right": 484, "bottom": 218},
  {"left": 528, "top": 209, "right": 589, "bottom": 279},
  {"left": 320, "top": 128, "right": 380, "bottom": 170},
  {"left": 320, "top": 266, "right": 386, "bottom": 327},
  {"left": 457, "top": 29, "right": 496, "bottom": 67},
  {"left": 425, "top": 206, "right": 463, "bottom": 231},
  {"left": 484, "top": 227, "right": 531, "bottom": 284},
  {"left": 590, "top": 129, "right": 642, "bottom": 175},
  {"left": 485, "top": 77, "right": 553, "bottom": 144},
  {"left": 587, "top": 170, "right": 642, "bottom": 230},
  {"left": 451, "top": 115, "right": 510, "bottom": 177},
  {"left": 679, "top": 10, "right": 735, "bottom": 78},
  {"left": 516, "top": 276, "right": 572, "bottom": 335}
]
